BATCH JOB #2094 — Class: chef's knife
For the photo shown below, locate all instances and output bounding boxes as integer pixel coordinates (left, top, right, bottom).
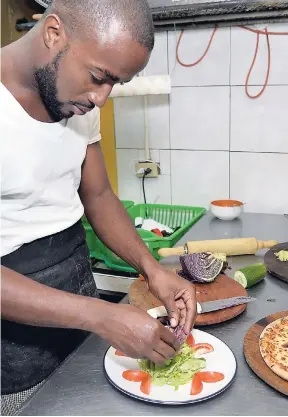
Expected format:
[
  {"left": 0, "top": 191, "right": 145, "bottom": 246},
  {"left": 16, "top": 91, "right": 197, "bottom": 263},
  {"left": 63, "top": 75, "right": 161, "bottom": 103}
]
[{"left": 147, "top": 296, "right": 256, "bottom": 318}]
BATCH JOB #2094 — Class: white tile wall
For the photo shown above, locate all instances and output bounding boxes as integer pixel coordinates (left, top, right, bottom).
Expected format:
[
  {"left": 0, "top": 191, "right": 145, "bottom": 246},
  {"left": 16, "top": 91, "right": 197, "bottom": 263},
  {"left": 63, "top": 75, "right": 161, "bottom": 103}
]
[
  {"left": 138, "top": 149, "right": 172, "bottom": 204},
  {"left": 231, "top": 24, "right": 288, "bottom": 86},
  {"left": 230, "top": 152, "right": 288, "bottom": 214},
  {"left": 168, "top": 27, "right": 230, "bottom": 86},
  {"left": 116, "top": 149, "right": 141, "bottom": 201},
  {"left": 147, "top": 95, "right": 170, "bottom": 149},
  {"left": 231, "top": 86, "right": 288, "bottom": 153},
  {"left": 114, "top": 24, "right": 288, "bottom": 214},
  {"left": 145, "top": 32, "right": 168, "bottom": 76},
  {"left": 114, "top": 95, "right": 170, "bottom": 150},
  {"left": 114, "top": 97, "right": 145, "bottom": 149},
  {"left": 171, "top": 151, "right": 229, "bottom": 207},
  {"left": 140, "top": 175, "right": 172, "bottom": 204},
  {"left": 170, "top": 87, "right": 230, "bottom": 150}
]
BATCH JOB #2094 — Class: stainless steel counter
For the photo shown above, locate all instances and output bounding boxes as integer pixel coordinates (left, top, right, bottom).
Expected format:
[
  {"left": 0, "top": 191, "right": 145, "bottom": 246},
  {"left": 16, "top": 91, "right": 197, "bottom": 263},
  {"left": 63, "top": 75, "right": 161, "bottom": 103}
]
[{"left": 20, "top": 213, "right": 288, "bottom": 415}]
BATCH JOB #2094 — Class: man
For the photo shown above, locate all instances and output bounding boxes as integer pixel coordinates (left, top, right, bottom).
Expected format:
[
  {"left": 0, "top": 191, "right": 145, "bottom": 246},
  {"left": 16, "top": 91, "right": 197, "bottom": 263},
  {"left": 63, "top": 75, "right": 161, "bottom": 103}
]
[{"left": 1, "top": 0, "right": 196, "bottom": 414}]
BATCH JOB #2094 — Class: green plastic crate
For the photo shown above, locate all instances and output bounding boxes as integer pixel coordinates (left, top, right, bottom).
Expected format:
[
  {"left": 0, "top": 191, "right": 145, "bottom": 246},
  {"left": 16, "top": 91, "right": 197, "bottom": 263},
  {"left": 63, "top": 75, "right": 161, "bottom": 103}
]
[
  {"left": 101, "top": 204, "right": 206, "bottom": 272},
  {"left": 82, "top": 200, "right": 134, "bottom": 261}
]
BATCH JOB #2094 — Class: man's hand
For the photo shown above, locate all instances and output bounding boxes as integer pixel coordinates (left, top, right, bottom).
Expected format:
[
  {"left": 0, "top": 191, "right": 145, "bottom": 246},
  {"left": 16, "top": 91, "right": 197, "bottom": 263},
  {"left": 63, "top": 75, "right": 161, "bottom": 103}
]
[
  {"left": 98, "top": 304, "right": 180, "bottom": 364},
  {"left": 147, "top": 268, "right": 197, "bottom": 335}
]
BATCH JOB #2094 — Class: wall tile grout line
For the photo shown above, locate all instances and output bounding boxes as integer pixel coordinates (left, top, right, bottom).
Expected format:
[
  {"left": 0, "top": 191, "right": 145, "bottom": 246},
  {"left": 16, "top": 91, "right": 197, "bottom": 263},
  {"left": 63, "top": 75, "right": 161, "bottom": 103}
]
[
  {"left": 116, "top": 148, "right": 288, "bottom": 155},
  {"left": 171, "top": 84, "right": 288, "bottom": 88},
  {"left": 167, "top": 30, "right": 173, "bottom": 205},
  {"left": 228, "top": 26, "right": 232, "bottom": 199}
]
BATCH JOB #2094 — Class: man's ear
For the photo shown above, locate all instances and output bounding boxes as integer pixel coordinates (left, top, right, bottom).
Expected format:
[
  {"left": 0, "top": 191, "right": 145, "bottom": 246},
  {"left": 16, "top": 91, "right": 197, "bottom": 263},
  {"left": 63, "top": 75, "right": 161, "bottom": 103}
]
[{"left": 42, "top": 14, "right": 68, "bottom": 51}]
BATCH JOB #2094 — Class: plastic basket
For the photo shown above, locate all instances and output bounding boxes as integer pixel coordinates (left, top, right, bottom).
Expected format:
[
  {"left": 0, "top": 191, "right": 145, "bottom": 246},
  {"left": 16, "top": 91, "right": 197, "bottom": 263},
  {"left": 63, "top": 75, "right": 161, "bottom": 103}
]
[
  {"left": 82, "top": 200, "right": 135, "bottom": 261},
  {"left": 102, "top": 204, "right": 206, "bottom": 272}
]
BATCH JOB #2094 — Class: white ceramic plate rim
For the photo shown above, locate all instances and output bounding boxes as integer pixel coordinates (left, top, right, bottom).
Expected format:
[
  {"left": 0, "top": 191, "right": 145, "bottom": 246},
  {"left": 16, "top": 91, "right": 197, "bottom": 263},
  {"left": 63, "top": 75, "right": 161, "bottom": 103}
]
[{"left": 103, "top": 329, "right": 237, "bottom": 405}]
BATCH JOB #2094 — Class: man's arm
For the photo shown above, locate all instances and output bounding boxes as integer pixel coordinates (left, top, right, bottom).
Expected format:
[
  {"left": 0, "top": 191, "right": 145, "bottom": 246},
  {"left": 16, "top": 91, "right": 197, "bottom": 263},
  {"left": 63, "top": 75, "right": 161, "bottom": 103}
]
[
  {"left": 1, "top": 266, "right": 107, "bottom": 330},
  {"left": 1, "top": 266, "right": 112, "bottom": 349},
  {"left": 1, "top": 266, "right": 179, "bottom": 363},
  {"left": 79, "top": 142, "right": 159, "bottom": 277},
  {"left": 79, "top": 143, "right": 197, "bottom": 333}
]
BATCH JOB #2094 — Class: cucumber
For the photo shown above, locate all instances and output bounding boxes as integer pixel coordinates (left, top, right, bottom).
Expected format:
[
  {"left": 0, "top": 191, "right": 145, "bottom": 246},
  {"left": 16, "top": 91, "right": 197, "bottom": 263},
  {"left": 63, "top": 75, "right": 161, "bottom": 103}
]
[{"left": 234, "top": 263, "right": 267, "bottom": 288}]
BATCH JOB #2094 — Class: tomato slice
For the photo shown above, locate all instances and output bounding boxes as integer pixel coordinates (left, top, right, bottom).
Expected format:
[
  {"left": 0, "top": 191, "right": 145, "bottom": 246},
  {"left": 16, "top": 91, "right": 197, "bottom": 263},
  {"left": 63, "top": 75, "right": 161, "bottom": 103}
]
[
  {"left": 115, "top": 350, "right": 126, "bottom": 357},
  {"left": 193, "top": 343, "right": 214, "bottom": 357},
  {"left": 190, "top": 373, "right": 203, "bottom": 395},
  {"left": 199, "top": 371, "right": 224, "bottom": 383},
  {"left": 186, "top": 334, "right": 195, "bottom": 347},
  {"left": 122, "top": 370, "right": 148, "bottom": 382},
  {"left": 140, "top": 375, "right": 152, "bottom": 395}
]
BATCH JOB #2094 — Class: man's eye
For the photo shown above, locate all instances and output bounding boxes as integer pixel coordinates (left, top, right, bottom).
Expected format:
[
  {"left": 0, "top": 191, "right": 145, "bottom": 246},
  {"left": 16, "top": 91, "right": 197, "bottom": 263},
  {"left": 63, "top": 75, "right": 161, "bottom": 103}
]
[{"left": 91, "top": 75, "right": 104, "bottom": 85}]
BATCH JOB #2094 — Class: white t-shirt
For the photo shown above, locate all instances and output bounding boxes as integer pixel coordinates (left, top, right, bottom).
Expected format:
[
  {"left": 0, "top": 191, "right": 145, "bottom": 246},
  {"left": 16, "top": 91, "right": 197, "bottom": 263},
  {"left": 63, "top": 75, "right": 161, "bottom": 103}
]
[{"left": 0, "top": 82, "right": 101, "bottom": 257}]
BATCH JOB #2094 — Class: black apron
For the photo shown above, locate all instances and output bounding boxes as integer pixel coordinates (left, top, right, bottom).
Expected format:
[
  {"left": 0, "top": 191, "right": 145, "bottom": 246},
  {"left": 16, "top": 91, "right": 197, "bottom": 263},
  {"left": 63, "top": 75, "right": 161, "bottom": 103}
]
[{"left": 1, "top": 220, "right": 98, "bottom": 395}]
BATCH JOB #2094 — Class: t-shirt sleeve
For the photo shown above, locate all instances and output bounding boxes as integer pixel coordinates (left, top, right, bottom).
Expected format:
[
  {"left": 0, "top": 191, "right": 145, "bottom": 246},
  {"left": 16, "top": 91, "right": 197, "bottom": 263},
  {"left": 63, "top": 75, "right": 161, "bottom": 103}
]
[{"left": 88, "top": 107, "right": 101, "bottom": 144}]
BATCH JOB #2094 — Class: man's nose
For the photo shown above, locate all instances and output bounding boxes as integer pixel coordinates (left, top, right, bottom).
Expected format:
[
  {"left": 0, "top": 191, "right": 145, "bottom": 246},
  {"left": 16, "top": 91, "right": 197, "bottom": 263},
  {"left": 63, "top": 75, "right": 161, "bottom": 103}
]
[{"left": 88, "top": 84, "right": 113, "bottom": 108}]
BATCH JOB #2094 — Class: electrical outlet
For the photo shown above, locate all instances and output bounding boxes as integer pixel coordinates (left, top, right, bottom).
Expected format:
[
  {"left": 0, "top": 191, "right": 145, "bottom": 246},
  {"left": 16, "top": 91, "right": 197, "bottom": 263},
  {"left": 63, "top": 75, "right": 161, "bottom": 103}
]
[{"left": 135, "top": 161, "right": 160, "bottom": 178}]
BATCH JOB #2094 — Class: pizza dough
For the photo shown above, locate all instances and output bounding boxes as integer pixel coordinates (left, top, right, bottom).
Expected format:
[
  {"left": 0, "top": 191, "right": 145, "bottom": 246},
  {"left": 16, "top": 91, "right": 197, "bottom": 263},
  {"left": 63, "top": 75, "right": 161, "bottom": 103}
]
[{"left": 259, "top": 316, "right": 288, "bottom": 381}]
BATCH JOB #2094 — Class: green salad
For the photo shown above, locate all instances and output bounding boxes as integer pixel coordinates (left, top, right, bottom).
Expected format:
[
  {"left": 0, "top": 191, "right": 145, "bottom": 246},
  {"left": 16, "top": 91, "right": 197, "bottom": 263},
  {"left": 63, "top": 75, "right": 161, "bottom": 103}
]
[{"left": 138, "top": 343, "right": 206, "bottom": 391}]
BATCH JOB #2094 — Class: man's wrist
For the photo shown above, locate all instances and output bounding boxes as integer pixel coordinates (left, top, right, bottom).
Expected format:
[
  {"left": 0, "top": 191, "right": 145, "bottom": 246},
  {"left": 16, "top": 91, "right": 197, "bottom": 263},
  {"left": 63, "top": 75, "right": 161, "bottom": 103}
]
[
  {"left": 77, "top": 296, "right": 113, "bottom": 334},
  {"left": 139, "top": 255, "right": 165, "bottom": 283}
]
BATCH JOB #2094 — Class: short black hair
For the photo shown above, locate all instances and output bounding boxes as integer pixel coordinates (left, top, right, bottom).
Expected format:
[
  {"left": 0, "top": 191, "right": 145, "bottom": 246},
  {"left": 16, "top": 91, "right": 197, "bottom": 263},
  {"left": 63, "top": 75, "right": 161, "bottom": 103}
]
[{"left": 47, "top": 0, "right": 155, "bottom": 51}]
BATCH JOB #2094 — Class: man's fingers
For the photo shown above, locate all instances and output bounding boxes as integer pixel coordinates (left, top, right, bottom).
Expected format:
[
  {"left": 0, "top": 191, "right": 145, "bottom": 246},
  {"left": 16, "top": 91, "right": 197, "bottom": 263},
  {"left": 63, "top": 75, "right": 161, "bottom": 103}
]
[
  {"left": 176, "top": 298, "right": 187, "bottom": 326},
  {"left": 179, "top": 306, "right": 186, "bottom": 327},
  {"left": 154, "top": 340, "right": 176, "bottom": 361},
  {"left": 181, "top": 290, "right": 197, "bottom": 334},
  {"left": 175, "top": 298, "right": 185, "bottom": 310},
  {"left": 150, "top": 350, "right": 167, "bottom": 365},
  {"left": 184, "top": 298, "right": 196, "bottom": 334},
  {"left": 160, "top": 324, "right": 180, "bottom": 351},
  {"left": 165, "top": 296, "right": 180, "bottom": 328}
]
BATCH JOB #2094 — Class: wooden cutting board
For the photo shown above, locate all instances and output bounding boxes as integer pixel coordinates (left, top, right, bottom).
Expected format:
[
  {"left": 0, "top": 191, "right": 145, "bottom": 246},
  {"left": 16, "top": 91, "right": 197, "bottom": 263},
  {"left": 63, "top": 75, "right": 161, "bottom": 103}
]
[
  {"left": 129, "top": 272, "right": 248, "bottom": 326},
  {"left": 264, "top": 242, "right": 288, "bottom": 284},
  {"left": 244, "top": 311, "right": 288, "bottom": 396}
]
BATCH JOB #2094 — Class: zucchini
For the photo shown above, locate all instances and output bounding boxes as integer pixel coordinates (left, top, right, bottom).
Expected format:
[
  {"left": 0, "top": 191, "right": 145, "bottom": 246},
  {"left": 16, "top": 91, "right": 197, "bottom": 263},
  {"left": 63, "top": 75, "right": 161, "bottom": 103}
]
[{"left": 234, "top": 263, "right": 267, "bottom": 288}]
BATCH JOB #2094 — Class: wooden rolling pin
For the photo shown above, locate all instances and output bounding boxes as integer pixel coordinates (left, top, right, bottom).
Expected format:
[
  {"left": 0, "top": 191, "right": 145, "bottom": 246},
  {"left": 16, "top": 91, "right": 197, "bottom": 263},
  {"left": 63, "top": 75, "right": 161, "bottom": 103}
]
[
  {"left": 32, "top": 14, "right": 43, "bottom": 21},
  {"left": 158, "top": 238, "right": 278, "bottom": 258}
]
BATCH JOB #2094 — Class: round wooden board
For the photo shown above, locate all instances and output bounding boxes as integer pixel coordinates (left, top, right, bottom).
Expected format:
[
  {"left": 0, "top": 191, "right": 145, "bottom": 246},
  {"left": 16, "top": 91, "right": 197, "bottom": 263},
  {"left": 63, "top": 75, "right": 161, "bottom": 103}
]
[
  {"left": 264, "top": 242, "right": 288, "bottom": 284},
  {"left": 244, "top": 311, "right": 288, "bottom": 396},
  {"left": 129, "top": 272, "right": 248, "bottom": 326}
]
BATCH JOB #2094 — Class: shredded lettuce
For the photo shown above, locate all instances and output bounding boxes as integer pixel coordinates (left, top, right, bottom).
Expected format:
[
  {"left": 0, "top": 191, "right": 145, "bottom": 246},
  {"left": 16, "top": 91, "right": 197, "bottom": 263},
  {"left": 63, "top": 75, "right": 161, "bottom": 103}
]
[{"left": 138, "top": 343, "right": 206, "bottom": 391}]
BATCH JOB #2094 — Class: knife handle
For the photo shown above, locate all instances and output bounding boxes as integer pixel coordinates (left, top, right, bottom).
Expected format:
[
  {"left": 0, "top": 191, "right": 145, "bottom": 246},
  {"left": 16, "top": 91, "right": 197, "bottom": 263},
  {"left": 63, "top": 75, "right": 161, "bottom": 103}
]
[{"left": 147, "top": 303, "right": 202, "bottom": 319}]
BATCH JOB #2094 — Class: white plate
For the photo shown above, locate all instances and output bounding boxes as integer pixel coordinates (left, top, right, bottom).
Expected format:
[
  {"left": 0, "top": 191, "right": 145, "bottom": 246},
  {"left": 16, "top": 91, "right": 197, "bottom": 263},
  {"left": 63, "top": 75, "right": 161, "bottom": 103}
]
[{"left": 104, "top": 329, "right": 237, "bottom": 405}]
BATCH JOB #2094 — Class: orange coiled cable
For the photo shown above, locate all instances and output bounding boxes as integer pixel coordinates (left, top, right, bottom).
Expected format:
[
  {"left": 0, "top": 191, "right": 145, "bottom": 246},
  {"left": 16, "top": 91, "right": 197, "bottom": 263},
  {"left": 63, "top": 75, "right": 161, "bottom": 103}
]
[
  {"left": 176, "top": 27, "right": 218, "bottom": 67},
  {"left": 240, "top": 26, "right": 288, "bottom": 36},
  {"left": 245, "top": 28, "right": 271, "bottom": 99},
  {"left": 175, "top": 25, "right": 288, "bottom": 99}
]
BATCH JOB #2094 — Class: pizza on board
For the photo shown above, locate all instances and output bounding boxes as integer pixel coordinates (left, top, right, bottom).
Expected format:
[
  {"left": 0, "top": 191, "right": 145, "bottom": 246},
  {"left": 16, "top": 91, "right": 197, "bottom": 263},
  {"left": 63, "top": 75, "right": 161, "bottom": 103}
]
[{"left": 259, "top": 316, "right": 288, "bottom": 381}]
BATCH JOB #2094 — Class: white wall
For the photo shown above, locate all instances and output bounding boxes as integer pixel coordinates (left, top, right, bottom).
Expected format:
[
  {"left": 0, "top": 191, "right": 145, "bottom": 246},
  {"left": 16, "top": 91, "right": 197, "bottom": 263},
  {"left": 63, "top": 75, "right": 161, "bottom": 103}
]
[{"left": 114, "top": 23, "right": 288, "bottom": 214}]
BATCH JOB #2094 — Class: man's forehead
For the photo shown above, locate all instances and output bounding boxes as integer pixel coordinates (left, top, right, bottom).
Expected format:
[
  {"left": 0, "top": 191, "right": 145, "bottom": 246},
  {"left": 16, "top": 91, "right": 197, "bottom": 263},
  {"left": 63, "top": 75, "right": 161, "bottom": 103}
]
[{"left": 83, "top": 37, "right": 150, "bottom": 82}]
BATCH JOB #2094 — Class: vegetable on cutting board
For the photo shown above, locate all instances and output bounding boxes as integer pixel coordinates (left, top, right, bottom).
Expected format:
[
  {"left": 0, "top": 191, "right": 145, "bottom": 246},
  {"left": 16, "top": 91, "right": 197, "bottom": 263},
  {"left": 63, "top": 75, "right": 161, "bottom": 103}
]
[
  {"left": 178, "top": 252, "right": 228, "bottom": 284},
  {"left": 274, "top": 250, "right": 288, "bottom": 262},
  {"left": 233, "top": 263, "right": 267, "bottom": 288}
]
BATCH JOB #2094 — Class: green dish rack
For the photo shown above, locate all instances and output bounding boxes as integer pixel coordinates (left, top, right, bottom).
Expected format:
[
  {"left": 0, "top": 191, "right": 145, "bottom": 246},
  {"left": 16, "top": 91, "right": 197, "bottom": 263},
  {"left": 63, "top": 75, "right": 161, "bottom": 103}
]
[
  {"left": 82, "top": 200, "right": 134, "bottom": 261},
  {"left": 83, "top": 203, "right": 206, "bottom": 273}
]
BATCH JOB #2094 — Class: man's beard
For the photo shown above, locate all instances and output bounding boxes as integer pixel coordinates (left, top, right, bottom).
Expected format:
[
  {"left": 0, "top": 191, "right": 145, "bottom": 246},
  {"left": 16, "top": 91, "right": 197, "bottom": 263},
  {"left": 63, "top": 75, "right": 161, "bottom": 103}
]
[{"left": 34, "top": 49, "right": 73, "bottom": 122}]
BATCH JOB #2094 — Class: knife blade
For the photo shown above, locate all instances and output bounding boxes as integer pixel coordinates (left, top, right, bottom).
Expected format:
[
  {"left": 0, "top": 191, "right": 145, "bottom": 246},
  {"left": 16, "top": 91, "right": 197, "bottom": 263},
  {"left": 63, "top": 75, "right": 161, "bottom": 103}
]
[
  {"left": 198, "top": 296, "right": 256, "bottom": 314},
  {"left": 147, "top": 296, "right": 256, "bottom": 319}
]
